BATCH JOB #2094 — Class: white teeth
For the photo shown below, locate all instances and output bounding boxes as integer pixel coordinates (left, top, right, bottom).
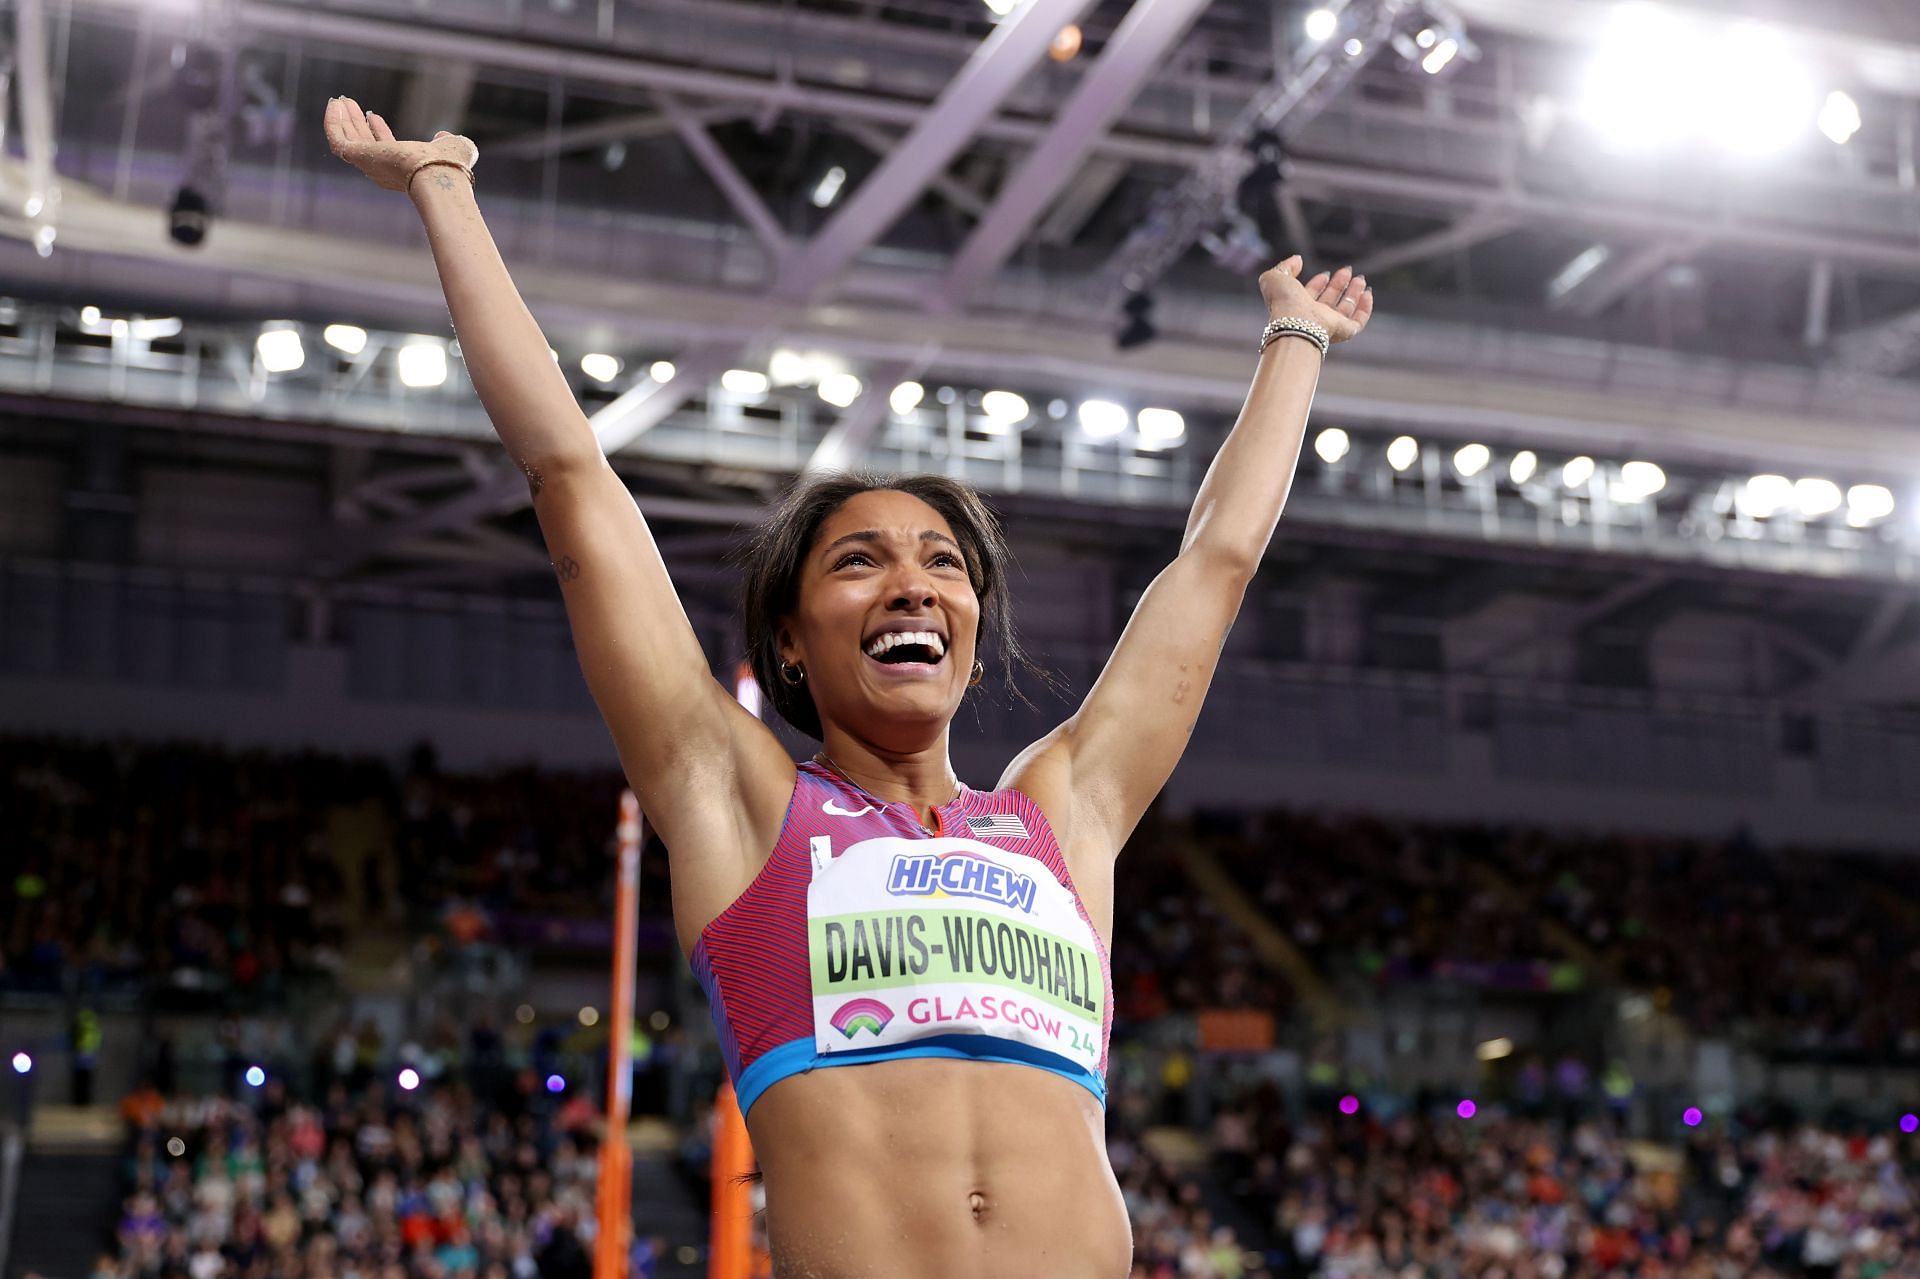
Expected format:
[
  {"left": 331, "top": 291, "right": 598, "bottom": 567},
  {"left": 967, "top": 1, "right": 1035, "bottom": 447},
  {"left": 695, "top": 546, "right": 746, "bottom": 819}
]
[{"left": 864, "top": 630, "right": 946, "bottom": 659}]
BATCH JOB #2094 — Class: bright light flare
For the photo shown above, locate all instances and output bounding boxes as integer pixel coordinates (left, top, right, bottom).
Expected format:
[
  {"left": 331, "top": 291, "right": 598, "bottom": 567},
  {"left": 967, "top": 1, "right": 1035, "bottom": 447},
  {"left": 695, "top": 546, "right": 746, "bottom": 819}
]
[
  {"left": 1304, "top": 8, "right": 1338, "bottom": 42},
  {"left": 1457, "top": 1099, "right": 1478, "bottom": 1120},
  {"left": 1847, "top": 484, "right": 1895, "bottom": 525},
  {"left": 1386, "top": 435, "right": 1419, "bottom": 472},
  {"left": 1684, "top": 1106, "right": 1704, "bottom": 1127},
  {"left": 1077, "top": 399, "right": 1130, "bottom": 440},
  {"left": 323, "top": 324, "right": 368, "bottom": 355},
  {"left": 578, "top": 1006, "right": 600, "bottom": 1027},
  {"left": 721, "top": 368, "right": 771, "bottom": 396},
  {"left": 1562, "top": 456, "right": 1596, "bottom": 489},
  {"left": 545, "top": 1074, "right": 567, "bottom": 1094},
  {"left": 981, "top": 390, "right": 1030, "bottom": 426},
  {"left": 818, "top": 372, "right": 864, "bottom": 408},
  {"left": 1137, "top": 407, "right": 1186, "bottom": 448},
  {"left": 9, "top": 1052, "right": 29, "bottom": 1075},
  {"left": 1509, "top": 450, "right": 1539, "bottom": 484},
  {"left": 1453, "top": 443, "right": 1491, "bottom": 478},
  {"left": 1421, "top": 37, "right": 1461, "bottom": 75},
  {"left": 810, "top": 165, "right": 847, "bottom": 209},
  {"left": 256, "top": 328, "right": 305, "bottom": 374},
  {"left": 244, "top": 1065, "right": 266, "bottom": 1088},
  {"left": 1742, "top": 473, "right": 1794, "bottom": 518},
  {"left": 889, "top": 381, "right": 925, "bottom": 415},
  {"left": 1820, "top": 91, "right": 1863, "bottom": 145},
  {"left": 1580, "top": 7, "right": 1817, "bottom": 157},
  {"left": 397, "top": 1068, "right": 421, "bottom": 1091},
  {"left": 580, "top": 353, "right": 620, "bottom": 384},
  {"left": 396, "top": 340, "right": 448, "bottom": 389},
  {"left": 649, "top": 360, "right": 676, "bottom": 383},
  {"left": 1794, "top": 477, "right": 1843, "bottom": 517},
  {"left": 1338, "top": 1094, "right": 1360, "bottom": 1115},
  {"left": 1619, "top": 460, "right": 1667, "bottom": 500},
  {"left": 1314, "top": 427, "right": 1351, "bottom": 464},
  {"left": 1476, "top": 1037, "right": 1514, "bottom": 1061}
]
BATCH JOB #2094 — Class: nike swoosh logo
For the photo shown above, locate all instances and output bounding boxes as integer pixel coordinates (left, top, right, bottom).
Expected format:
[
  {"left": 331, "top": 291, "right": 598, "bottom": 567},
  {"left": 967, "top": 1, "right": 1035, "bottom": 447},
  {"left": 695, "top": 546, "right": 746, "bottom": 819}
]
[{"left": 823, "top": 798, "right": 877, "bottom": 818}]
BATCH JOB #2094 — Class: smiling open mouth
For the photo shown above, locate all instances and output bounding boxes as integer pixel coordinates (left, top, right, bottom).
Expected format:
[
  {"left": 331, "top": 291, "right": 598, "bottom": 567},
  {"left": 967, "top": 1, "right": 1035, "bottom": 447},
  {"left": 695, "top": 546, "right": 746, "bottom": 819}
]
[{"left": 863, "top": 629, "right": 947, "bottom": 668}]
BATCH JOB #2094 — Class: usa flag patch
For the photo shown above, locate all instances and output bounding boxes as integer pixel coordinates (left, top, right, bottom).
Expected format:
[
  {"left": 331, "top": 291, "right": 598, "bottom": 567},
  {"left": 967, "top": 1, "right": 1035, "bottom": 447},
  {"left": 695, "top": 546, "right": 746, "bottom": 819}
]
[{"left": 965, "top": 813, "right": 1029, "bottom": 840}]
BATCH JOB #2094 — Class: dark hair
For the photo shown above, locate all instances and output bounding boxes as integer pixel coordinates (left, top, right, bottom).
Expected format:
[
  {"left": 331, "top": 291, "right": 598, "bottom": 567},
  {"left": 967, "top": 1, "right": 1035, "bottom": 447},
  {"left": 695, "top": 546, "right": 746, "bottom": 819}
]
[{"left": 738, "top": 471, "right": 1047, "bottom": 740}]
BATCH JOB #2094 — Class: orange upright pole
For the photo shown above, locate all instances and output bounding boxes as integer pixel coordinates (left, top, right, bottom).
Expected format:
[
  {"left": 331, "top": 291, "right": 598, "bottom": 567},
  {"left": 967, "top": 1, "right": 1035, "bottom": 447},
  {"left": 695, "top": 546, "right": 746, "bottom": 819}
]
[
  {"left": 709, "top": 1080, "right": 755, "bottom": 1279},
  {"left": 595, "top": 790, "right": 643, "bottom": 1279}
]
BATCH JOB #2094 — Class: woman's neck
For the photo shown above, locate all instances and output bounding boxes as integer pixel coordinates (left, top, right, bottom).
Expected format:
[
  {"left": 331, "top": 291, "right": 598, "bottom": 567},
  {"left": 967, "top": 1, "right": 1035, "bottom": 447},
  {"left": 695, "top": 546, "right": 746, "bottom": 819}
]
[{"left": 813, "top": 734, "right": 961, "bottom": 831}]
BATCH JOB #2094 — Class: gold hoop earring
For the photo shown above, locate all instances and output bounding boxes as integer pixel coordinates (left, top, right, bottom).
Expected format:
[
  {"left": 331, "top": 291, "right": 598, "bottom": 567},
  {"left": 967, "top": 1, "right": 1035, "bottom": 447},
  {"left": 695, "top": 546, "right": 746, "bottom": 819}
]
[
  {"left": 779, "top": 661, "right": 806, "bottom": 686},
  {"left": 968, "top": 659, "right": 985, "bottom": 688}
]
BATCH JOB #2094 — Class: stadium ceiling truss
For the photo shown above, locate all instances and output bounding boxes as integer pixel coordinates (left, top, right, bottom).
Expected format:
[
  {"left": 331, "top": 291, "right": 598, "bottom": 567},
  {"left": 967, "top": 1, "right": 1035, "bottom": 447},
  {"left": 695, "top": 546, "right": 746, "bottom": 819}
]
[{"left": 4, "top": 0, "right": 1920, "bottom": 704}]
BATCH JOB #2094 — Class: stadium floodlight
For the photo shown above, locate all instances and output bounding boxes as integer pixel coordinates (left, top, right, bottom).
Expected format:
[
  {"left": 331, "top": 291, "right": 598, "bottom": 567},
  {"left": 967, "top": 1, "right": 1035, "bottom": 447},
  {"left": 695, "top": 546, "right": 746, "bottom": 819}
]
[
  {"left": 1077, "top": 399, "right": 1130, "bottom": 440},
  {"left": 397, "top": 1068, "right": 421, "bottom": 1091},
  {"left": 888, "top": 381, "right": 925, "bottom": 416},
  {"left": 1820, "top": 91, "right": 1863, "bottom": 145},
  {"left": 1793, "top": 477, "right": 1843, "bottom": 517},
  {"left": 981, "top": 390, "right": 1030, "bottom": 427},
  {"left": 1452, "top": 443, "right": 1491, "bottom": 478},
  {"left": 255, "top": 327, "right": 304, "bottom": 374},
  {"left": 1421, "top": 37, "right": 1461, "bottom": 75},
  {"left": 768, "top": 349, "right": 815, "bottom": 387},
  {"left": 80, "top": 305, "right": 102, "bottom": 328},
  {"left": 1620, "top": 460, "right": 1667, "bottom": 500},
  {"left": 1562, "top": 456, "right": 1596, "bottom": 489},
  {"left": 818, "top": 373, "right": 864, "bottom": 409},
  {"left": 721, "top": 368, "right": 771, "bottom": 396},
  {"left": 810, "top": 165, "right": 848, "bottom": 209},
  {"left": 1344, "top": 37, "right": 1365, "bottom": 57},
  {"left": 396, "top": 340, "right": 448, "bottom": 389},
  {"left": 1509, "top": 450, "right": 1539, "bottom": 484},
  {"left": 1742, "top": 473, "right": 1794, "bottom": 517},
  {"left": 1386, "top": 435, "right": 1419, "bottom": 472},
  {"left": 1847, "top": 484, "right": 1895, "bottom": 525},
  {"left": 1314, "top": 427, "right": 1351, "bottom": 464},
  {"left": 1136, "top": 408, "right": 1186, "bottom": 449},
  {"left": 323, "top": 324, "right": 368, "bottom": 356},
  {"left": 244, "top": 1065, "right": 266, "bottom": 1088},
  {"left": 1304, "top": 8, "right": 1338, "bottom": 42},
  {"left": 9, "top": 1051, "right": 29, "bottom": 1075},
  {"left": 1582, "top": 7, "right": 1815, "bottom": 157},
  {"left": 580, "top": 353, "right": 620, "bottom": 384},
  {"left": 648, "top": 360, "right": 676, "bottom": 383}
]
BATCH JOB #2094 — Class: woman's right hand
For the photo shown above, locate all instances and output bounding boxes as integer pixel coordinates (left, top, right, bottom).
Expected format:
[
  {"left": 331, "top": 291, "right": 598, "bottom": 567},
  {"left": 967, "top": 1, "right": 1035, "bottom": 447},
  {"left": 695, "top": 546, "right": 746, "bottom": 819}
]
[{"left": 324, "top": 96, "right": 477, "bottom": 194}]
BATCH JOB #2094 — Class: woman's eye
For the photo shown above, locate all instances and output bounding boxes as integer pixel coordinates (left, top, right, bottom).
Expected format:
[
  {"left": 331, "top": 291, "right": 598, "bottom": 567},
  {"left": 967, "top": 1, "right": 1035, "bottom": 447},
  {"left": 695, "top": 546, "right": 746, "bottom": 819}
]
[
  {"left": 833, "top": 553, "right": 872, "bottom": 569},
  {"left": 931, "top": 553, "right": 963, "bottom": 569}
]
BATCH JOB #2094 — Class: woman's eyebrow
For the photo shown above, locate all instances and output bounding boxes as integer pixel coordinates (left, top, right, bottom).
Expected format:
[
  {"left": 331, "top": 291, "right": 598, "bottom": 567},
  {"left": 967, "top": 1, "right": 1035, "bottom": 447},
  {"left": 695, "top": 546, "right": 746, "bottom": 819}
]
[{"left": 820, "top": 530, "right": 963, "bottom": 556}]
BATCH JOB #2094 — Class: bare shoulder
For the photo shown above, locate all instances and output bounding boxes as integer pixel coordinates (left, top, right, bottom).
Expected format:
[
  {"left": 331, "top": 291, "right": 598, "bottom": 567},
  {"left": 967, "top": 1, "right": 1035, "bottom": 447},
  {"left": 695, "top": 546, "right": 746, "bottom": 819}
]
[
  {"left": 997, "top": 723, "right": 1118, "bottom": 946},
  {"left": 640, "top": 685, "right": 799, "bottom": 957}
]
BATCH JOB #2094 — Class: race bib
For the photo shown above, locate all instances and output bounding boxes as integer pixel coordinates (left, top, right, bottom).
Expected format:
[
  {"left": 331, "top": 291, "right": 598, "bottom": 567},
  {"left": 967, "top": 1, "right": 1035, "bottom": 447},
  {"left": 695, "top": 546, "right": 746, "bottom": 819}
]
[{"left": 806, "top": 834, "right": 1104, "bottom": 1073}]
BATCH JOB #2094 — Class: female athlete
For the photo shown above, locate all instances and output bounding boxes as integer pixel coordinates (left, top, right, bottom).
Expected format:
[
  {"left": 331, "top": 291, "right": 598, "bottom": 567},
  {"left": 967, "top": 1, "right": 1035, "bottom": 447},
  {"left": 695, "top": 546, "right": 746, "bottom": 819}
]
[{"left": 325, "top": 98, "right": 1372, "bottom": 1277}]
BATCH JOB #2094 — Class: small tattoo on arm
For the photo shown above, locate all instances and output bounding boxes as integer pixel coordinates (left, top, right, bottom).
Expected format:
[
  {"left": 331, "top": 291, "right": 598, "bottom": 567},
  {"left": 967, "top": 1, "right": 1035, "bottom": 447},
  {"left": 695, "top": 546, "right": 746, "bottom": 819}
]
[
  {"left": 433, "top": 170, "right": 457, "bottom": 191},
  {"left": 552, "top": 555, "right": 580, "bottom": 583},
  {"left": 523, "top": 463, "right": 544, "bottom": 499}
]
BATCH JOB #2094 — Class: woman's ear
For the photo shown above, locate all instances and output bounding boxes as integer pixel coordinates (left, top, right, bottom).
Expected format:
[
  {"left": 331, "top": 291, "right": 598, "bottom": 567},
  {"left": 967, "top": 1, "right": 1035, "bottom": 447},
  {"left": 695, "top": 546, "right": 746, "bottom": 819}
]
[{"left": 775, "top": 619, "right": 799, "bottom": 665}]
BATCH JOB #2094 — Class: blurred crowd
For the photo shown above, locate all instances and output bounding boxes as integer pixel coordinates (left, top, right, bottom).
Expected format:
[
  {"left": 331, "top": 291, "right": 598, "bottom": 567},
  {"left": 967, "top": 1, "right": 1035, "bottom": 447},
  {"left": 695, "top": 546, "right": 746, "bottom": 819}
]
[
  {"left": 1135, "top": 1083, "right": 1920, "bottom": 1279},
  {"left": 0, "top": 735, "right": 671, "bottom": 1000},
  {"left": 1203, "top": 810, "right": 1920, "bottom": 1062},
  {"left": 95, "top": 1080, "right": 609, "bottom": 1279}
]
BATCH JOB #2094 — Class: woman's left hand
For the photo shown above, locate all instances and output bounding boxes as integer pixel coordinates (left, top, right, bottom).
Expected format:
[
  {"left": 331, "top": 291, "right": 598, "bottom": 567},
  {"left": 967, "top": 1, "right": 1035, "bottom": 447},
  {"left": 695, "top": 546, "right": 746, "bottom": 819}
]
[{"left": 1258, "top": 255, "right": 1374, "bottom": 345}]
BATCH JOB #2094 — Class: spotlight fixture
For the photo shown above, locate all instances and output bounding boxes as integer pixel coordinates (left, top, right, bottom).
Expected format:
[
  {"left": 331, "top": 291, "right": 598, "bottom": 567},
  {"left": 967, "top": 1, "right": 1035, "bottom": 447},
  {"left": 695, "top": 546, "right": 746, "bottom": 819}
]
[
  {"left": 1304, "top": 8, "right": 1338, "bottom": 42},
  {"left": 1820, "top": 91, "right": 1863, "bottom": 145},
  {"left": 888, "top": 381, "right": 926, "bottom": 415},
  {"left": 818, "top": 372, "right": 864, "bottom": 408},
  {"left": 168, "top": 186, "right": 211, "bottom": 247},
  {"left": 1116, "top": 291, "right": 1157, "bottom": 350},
  {"left": 648, "top": 360, "right": 676, "bottom": 383},
  {"left": 721, "top": 368, "right": 771, "bottom": 396},
  {"left": 1562, "top": 456, "right": 1596, "bottom": 488},
  {"left": 1136, "top": 408, "right": 1185, "bottom": 449},
  {"left": 1452, "top": 443, "right": 1491, "bottom": 478},
  {"left": 1509, "top": 450, "right": 1539, "bottom": 484},
  {"left": 580, "top": 353, "right": 620, "bottom": 384},
  {"left": 810, "top": 166, "right": 848, "bottom": 209},
  {"left": 255, "top": 327, "right": 305, "bottom": 374},
  {"left": 323, "top": 324, "right": 368, "bottom": 356},
  {"left": 1077, "top": 399, "right": 1130, "bottom": 440},
  {"left": 396, "top": 340, "right": 449, "bottom": 389},
  {"left": 1313, "top": 427, "right": 1350, "bottom": 464},
  {"left": 1386, "top": 436, "right": 1419, "bottom": 472},
  {"left": 981, "top": 390, "right": 1030, "bottom": 428}
]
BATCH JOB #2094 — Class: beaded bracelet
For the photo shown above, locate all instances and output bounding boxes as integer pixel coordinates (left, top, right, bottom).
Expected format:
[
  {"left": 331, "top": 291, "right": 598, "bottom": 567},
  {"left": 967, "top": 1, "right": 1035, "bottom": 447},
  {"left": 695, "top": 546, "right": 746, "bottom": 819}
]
[{"left": 1259, "top": 315, "right": 1331, "bottom": 359}]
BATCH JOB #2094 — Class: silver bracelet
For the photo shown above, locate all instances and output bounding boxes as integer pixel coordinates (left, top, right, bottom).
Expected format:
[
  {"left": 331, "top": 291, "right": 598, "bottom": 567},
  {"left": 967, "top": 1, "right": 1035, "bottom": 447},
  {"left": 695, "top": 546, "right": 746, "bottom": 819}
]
[{"left": 1259, "top": 315, "right": 1330, "bottom": 359}]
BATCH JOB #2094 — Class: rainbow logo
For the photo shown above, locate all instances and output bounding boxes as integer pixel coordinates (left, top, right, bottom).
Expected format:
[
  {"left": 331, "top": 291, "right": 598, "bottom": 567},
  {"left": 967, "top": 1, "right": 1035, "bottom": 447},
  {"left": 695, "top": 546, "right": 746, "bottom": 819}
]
[{"left": 829, "top": 998, "right": 895, "bottom": 1039}]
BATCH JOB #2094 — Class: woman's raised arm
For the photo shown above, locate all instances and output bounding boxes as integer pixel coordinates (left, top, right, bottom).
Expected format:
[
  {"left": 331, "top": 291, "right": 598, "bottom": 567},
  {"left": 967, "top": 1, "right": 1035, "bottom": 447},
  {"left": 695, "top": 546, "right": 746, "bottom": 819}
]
[{"left": 322, "top": 98, "right": 792, "bottom": 876}]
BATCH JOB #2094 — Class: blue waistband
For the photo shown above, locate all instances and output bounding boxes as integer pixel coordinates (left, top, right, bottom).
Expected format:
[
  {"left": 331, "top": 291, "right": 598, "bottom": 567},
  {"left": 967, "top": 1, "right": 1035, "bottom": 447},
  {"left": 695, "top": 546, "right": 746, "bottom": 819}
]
[{"left": 735, "top": 1034, "right": 1108, "bottom": 1120}]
